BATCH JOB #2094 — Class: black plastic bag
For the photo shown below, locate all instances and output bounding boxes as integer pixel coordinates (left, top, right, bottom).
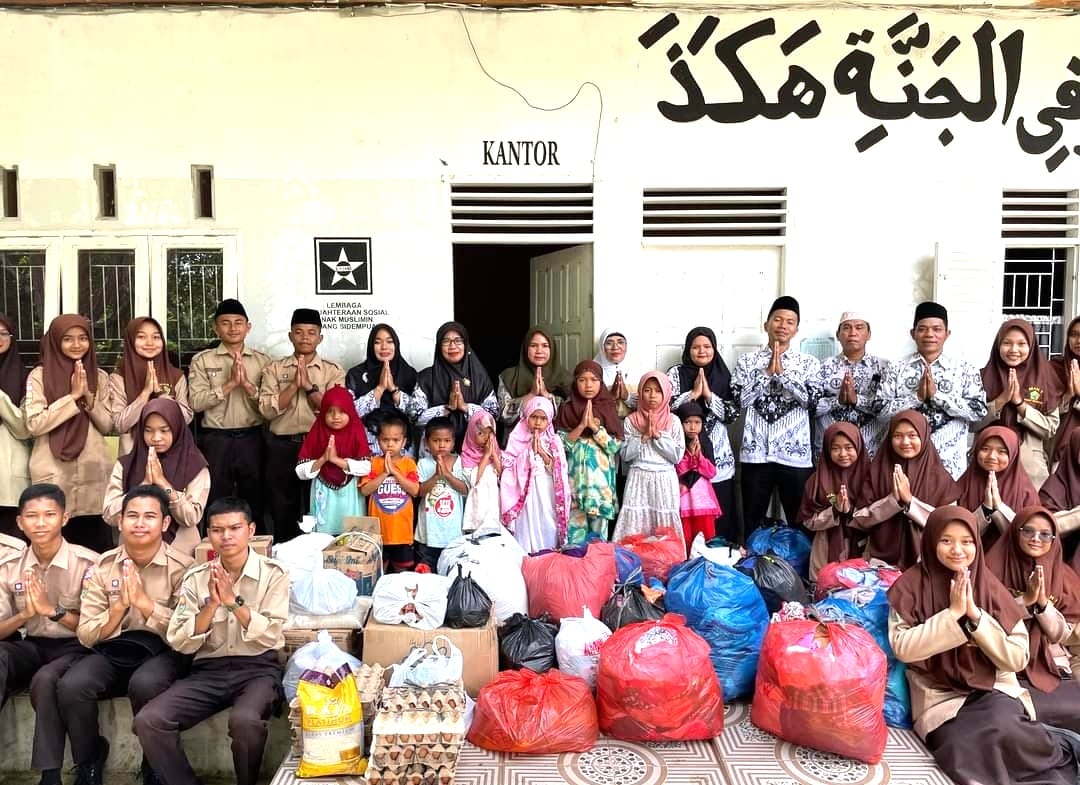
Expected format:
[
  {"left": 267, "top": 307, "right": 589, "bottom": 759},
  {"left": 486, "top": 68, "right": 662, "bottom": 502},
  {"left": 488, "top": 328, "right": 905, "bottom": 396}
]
[
  {"left": 601, "top": 582, "right": 664, "bottom": 631},
  {"left": 735, "top": 553, "right": 809, "bottom": 614},
  {"left": 498, "top": 613, "right": 558, "bottom": 672},
  {"left": 444, "top": 565, "right": 493, "bottom": 629}
]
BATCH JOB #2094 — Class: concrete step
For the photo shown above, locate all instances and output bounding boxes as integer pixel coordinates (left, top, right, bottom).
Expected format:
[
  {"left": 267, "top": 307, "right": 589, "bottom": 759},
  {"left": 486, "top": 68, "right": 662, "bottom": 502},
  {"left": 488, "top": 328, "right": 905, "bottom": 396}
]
[{"left": 0, "top": 695, "right": 292, "bottom": 777}]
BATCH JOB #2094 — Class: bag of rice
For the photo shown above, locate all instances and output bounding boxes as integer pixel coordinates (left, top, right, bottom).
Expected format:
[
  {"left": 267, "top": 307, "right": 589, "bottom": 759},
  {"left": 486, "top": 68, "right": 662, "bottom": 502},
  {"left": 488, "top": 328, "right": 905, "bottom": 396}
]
[{"left": 295, "top": 662, "right": 366, "bottom": 777}]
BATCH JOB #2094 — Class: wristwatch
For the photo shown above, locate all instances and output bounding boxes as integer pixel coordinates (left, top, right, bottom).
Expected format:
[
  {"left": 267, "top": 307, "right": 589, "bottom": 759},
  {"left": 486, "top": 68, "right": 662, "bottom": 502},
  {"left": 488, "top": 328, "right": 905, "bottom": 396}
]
[
  {"left": 48, "top": 606, "right": 67, "bottom": 622},
  {"left": 224, "top": 596, "right": 246, "bottom": 613}
]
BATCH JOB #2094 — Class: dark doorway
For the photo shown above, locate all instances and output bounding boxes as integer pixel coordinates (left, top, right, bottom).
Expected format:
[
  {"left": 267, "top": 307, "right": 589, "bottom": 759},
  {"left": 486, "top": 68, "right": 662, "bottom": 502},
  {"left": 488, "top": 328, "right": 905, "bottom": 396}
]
[{"left": 452, "top": 243, "right": 566, "bottom": 382}]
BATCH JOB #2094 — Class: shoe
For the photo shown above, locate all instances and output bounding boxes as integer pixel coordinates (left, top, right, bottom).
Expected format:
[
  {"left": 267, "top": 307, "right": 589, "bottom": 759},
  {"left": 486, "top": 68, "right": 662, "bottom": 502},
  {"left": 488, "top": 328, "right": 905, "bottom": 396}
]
[
  {"left": 73, "top": 737, "right": 109, "bottom": 785},
  {"left": 140, "top": 756, "right": 163, "bottom": 785},
  {"left": 37, "top": 769, "right": 62, "bottom": 785}
]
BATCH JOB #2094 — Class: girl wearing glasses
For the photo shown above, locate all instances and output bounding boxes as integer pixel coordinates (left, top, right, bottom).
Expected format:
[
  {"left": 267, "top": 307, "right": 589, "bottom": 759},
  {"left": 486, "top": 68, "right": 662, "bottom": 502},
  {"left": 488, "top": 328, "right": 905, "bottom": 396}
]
[
  {"left": 416, "top": 322, "right": 497, "bottom": 453},
  {"left": 0, "top": 314, "right": 30, "bottom": 540},
  {"left": 986, "top": 506, "right": 1080, "bottom": 733}
]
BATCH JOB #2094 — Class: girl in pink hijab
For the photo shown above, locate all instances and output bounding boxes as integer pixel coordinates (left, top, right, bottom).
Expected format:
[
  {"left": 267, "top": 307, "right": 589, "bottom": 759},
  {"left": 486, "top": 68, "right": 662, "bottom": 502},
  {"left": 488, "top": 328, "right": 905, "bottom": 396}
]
[
  {"left": 461, "top": 409, "right": 503, "bottom": 533},
  {"left": 499, "top": 397, "right": 570, "bottom": 553},
  {"left": 613, "top": 371, "right": 687, "bottom": 542}
]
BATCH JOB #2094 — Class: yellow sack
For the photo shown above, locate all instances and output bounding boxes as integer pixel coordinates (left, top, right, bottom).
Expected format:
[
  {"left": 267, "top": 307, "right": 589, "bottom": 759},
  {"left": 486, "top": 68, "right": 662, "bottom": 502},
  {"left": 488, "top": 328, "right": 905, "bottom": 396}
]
[{"left": 296, "top": 663, "right": 367, "bottom": 778}]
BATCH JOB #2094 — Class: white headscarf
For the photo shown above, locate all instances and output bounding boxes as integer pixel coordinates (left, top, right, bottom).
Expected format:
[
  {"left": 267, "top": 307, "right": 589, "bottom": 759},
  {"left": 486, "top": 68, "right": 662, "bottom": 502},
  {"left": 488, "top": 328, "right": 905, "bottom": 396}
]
[{"left": 593, "top": 328, "right": 640, "bottom": 389}]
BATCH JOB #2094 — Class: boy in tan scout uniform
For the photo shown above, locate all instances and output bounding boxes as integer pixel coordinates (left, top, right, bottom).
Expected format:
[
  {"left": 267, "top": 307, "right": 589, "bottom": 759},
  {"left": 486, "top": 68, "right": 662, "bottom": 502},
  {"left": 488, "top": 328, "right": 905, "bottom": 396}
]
[
  {"left": 0, "top": 483, "right": 97, "bottom": 785},
  {"left": 258, "top": 308, "right": 345, "bottom": 542},
  {"left": 134, "top": 496, "right": 289, "bottom": 785},
  {"left": 58, "top": 484, "right": 193, "bottom": 785},
  {"left": 188, "top": 299, "right": 271, "bottom": 532}
]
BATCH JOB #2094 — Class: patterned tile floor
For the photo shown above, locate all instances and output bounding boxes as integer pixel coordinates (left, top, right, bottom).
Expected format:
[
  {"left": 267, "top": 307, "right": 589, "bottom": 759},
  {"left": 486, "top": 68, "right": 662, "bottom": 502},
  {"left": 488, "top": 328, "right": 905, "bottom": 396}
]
[{"left": 270, "top": 702, "right": 956, "bottom": 785}]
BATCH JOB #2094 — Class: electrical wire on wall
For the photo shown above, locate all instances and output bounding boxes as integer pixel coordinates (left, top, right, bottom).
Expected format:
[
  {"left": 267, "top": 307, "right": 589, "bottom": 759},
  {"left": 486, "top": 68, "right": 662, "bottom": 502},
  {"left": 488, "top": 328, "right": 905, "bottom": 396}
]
[{"left": 456, "top": 9, "right": 605, "bottom": 179}]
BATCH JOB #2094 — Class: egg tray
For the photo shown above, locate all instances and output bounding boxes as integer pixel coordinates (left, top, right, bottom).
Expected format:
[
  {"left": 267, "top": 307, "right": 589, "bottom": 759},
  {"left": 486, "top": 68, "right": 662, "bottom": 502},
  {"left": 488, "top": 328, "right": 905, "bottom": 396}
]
[{"left": 364, "top": 765, "right": 457, "bottom": 785}]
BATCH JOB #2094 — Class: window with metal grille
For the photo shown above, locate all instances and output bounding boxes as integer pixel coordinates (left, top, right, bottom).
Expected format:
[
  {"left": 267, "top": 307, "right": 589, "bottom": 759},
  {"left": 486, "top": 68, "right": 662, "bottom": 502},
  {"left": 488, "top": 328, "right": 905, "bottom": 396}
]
[
  {"left": 166, "top": 248, "right": 223, "bottom": 367},
  {"left": 0, "top": 250, "right": 45, "bottom": 368},
  {"left": 642, "top": 187, "right": 787, "bottom": 242},
  {"left": 450, "top": 184, "right": 593, "bottom": 241},
  {"left": 77, "top": 249, "right": 135, "bottom": 370},
  {"left": 1001, "top": 190, "right": 1079, "bottom": 355}
]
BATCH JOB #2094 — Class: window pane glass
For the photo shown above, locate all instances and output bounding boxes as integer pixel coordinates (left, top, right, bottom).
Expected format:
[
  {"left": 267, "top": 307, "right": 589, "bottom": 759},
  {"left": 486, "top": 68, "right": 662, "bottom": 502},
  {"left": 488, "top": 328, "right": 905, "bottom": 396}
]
[
  {"left": 167, "top": 249, "right": 223, "bottom": 368},
  {"left": 77, "top": 249, "right": 135, "bottom": 371},
  {"left": 1003, "top": 249, "right": 1067, "bottom": 356},
  {"left": 0, "top": 250, "right": 46, "bottom": 369}
]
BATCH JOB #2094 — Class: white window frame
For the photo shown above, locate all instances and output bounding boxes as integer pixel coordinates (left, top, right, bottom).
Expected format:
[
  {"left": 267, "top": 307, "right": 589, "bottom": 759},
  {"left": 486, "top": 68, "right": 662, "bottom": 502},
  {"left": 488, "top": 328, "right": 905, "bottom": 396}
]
[
  {"left": 0, "top": 234, "right": 62, "bottom": 324},
  {"left": 149, "top": 233, "right": 239, "bottom": 336}
]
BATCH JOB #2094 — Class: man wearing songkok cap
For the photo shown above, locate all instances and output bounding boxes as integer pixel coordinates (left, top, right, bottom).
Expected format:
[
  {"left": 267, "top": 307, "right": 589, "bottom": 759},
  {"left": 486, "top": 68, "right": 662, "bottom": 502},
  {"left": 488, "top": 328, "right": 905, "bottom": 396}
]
[
  {"left": 258, "top": 308, "right": 345, "bottom": 541},
  {"left": 880, "top": 301, "right": 987, "bottom": 478},
  {"left": 187, "top": 298, "right": 271, "bottom": 532},
  {"left": 812, "top": 311, "right": 889, "bottom": 459},
  {"left": 733, "top": 296, "right": 821, "bottom": 541}
]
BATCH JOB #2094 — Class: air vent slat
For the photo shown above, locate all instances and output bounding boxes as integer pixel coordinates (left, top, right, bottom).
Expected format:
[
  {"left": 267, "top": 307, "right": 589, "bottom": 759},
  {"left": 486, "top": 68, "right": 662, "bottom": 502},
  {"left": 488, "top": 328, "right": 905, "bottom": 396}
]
[
  {"left": 451, "top": 183, "right": 593, "bottom": 238},
  {"left": 1001, "top": 190, "right": 1079, "bottom": 240},
  {"left": 642, "top": 187, "right": 787, "bottom": 242}
]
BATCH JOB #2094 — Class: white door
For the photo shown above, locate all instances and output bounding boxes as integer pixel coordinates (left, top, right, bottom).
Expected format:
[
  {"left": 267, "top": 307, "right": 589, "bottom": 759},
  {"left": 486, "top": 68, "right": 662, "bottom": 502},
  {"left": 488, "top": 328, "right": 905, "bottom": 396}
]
[{"left": 530, "top": 245, "right": 594, "bottom": 367}]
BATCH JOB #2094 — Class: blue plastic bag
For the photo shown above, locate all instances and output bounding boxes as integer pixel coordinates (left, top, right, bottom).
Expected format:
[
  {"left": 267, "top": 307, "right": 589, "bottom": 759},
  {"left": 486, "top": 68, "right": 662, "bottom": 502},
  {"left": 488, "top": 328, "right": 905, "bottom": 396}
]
[
  {"left": 884, "top": 661, "right": 913, "bottom": 729},
  {"left": 665, "top": 558, "right": 769, "bottom": 700},
  {"left": 613, "top": 545, "right": 643, "bottom": 585},
  {"left": 746, "top": 524, "right": 812, "bottom": 579}
]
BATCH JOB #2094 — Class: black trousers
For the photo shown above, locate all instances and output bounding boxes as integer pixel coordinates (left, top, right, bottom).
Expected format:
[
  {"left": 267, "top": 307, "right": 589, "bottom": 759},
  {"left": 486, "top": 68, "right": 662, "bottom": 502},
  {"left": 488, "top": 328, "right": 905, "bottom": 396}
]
[
  {"left": 134, "top": 652, "right": 282, "bottom": 785},
  {"left": 264, "top": 434, "right": 308, "bottom": 543},
  {"left": 200, "top": 428, "right": 266, "bottom": 534},
  {"left": 740, "top": 462, "right": 813, "bottom": 540},
  {"left": 57, "top": 650, "right": 189, "bottom": 765},
  {"left": 712, "top": 478, "right": 739, "bottom": 544},
  {"left": 0, "top": 636, "right": 90, "bottom": 770}
]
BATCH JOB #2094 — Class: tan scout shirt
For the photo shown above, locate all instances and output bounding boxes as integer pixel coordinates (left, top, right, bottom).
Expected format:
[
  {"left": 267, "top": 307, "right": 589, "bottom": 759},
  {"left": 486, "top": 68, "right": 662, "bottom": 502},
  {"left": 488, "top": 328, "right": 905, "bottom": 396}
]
[
  {"left": 167, "top": 550, "right": 288, "bottom": 660},
  {"left": 188, "top": 345, "right": 270, "bottom": 430},
  {"left": 77, "top": 543, "right": 192, "bottom": 648},
  {"left": 108, "top": 373, "right": 194, "bottom": 457},
  {"left": 0, "top": 539, "right": 98, "bottom": 638},
  {"left": 258, "top": 354, "right": 345, "bottom": 435},
  {"left": 0, "top": 533, "right": 27, "bottom": 561},
  {"left": 889, "top": 608, "right": 1032, "bottom": 739},
  {"left": 102, "top": 463, "right": 211, "bottom": 558},
  {"left": 23, "top": 367, "right": 115, "bottom": 518}
]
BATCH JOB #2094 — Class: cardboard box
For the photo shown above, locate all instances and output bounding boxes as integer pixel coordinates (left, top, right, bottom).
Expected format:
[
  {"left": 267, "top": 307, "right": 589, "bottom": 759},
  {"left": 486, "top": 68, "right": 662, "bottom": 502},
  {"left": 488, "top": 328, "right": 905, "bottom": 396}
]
[
  {"left": 194, "top": 534, "right": 273, "bottom": 565},
  {"left": 362, "top": 614, "right": 498, "bottom": 699},
  {"left": 322, "top": 517, "right": 383, "bottom": 596}
]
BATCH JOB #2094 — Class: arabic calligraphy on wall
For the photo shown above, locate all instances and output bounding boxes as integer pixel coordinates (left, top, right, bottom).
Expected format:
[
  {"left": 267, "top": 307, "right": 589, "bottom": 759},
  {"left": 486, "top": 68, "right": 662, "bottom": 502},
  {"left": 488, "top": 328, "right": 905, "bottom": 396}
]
[{"left": 639, "top": 12, "right": 1080, "bottom": 172}]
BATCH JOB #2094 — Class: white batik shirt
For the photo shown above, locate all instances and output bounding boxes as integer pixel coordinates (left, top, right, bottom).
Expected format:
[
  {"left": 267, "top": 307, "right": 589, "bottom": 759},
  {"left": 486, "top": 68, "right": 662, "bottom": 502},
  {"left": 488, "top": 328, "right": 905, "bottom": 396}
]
[
  {"left": 813, "top": 353, "right": 890, "bottom": 458},
  {"left": 733, "top": 348, "right": 821, "bottom": 469}
]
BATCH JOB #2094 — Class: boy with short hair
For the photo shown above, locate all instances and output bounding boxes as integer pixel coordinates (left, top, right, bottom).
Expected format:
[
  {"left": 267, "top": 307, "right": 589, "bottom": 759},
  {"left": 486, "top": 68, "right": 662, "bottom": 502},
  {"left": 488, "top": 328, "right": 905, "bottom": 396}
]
[
  {"left": 415, "top": 417, "right": 469, "bottom": 570},
  {"left": 360, "top": 412, "right": 420, "bottom": 572},
  {"left": 188, "top": 299, "right": 271, "bottom": 531},
  {"left": 0, "top": 483, "right": 97, "bottom": 785},
  {"left": 134, "top": 496, "right": 289, "bottom": 785},
  {"left": 59, "top": 484, "right": 193, "bottom": 785}
]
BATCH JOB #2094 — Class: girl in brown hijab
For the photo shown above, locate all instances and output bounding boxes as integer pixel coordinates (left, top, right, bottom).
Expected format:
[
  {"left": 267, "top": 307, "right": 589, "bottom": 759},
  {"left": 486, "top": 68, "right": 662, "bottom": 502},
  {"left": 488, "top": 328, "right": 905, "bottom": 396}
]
[
  {"left": 889, "top": 507, "right": 1078, "bottom": 785},
  {"left": 798, "top": 422, "right": 869, "bottom": 581},
  {"left": 956, "top": 426, "right": 1040, "bottom": 551},
  {"left": 0, "top": 313, "right": 30, "bottom": 539},
  {"left": 1052, "top": 315, "right": 1080, "bottom": 464},
  {"left": 108, "top": 317, "right": 192, "bottom": 457},
  {"left": 986, "top": 506, "right": 1080, "bottom": 733},
  {"left": 977, "top": 318, "right": 1062, "bottom": 487},
  {"left": 102, "top": 398, "right": 210, "bottom": 557},
  {"left": 497, "top": 327, "right": 571, "bottom": 433},
  {"left": 852, "top": 410, "right": 959, "bottom": 569},
  {"left": 1039, "top": 428, "right": 1080, "bottom": 543},
  {"left": 23, "top": 315, "right": 114, "bottom": 552}
]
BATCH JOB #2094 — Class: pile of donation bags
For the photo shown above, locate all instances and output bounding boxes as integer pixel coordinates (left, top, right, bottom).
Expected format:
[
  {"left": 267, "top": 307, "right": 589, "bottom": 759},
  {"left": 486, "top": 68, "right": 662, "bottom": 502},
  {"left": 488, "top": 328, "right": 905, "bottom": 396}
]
[{"left": 280, "top": 522, "right": 911, "bottom": 773}]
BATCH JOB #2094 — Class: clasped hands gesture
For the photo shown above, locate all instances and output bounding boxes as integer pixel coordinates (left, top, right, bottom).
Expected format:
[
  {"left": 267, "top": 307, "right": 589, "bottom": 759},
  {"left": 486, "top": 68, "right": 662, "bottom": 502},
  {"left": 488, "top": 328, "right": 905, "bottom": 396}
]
[
  {"left": 611, "top": 371, "right": 628, "bottom": 402},
  {"left": 917, "top": 362, "right": 937, "bottom": 402},
  {"left": 766, "top": 342, "right": 784, "bottom": 377},
  {"left": 983, "top": 471, "right": 1002, "bottom": 511},
  {"left": 948, "top": 569, "right": 982, "bottom": 624},
  {"left": 891, "top": 464, "right": 913, "bottom": 506},
  {"left": 530, "top": 430, "right": 554, "bottom": 472},
  {"left": 142, "top": 446, "right": 172, "bottom": 492},
  {"left": 224, "top": 352, "right": 257, "bottom": 398},
  {"left": 447, "top": 380, "right": 469, "bottom": 413},
  {"left": 838, "top": 372, "right": 858, "bottom": 405},
  {"left": 69, "top": 360, "right": 94, "bottom": 406},
  {"left": 19, "top": 569, "right": 61, "bottom": 621},
  {"left": 993, "top": 367, "right": 1026, "bottom": 410},
  {"left": 109, "top": 560, "right": 154, "bottom": 616},
  {"left": 578, "top": 399, "right": 602, "bottom": 433},
  {"left": 690, "top": 367, "right": 712, "bottom": 402},
  {"left": 204, "top": 562, "right": 238, "bottom": 610}
]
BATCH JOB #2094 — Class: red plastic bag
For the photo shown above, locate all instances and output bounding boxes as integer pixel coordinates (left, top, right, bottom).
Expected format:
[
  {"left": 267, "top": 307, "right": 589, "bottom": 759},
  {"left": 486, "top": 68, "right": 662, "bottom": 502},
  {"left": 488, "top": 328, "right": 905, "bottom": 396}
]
[
  {"left": 619, "top": 528, "right": 686, "bottom": 582},
  {"left": 814, "top": 558, "right": 901, "bottom": 600},
  {"left": 751, "top": 620, "right": 887, "bottom": 764},
  {"left": 597, "top": 613, "right": 724, "bottom": 742},
  {"left": 522, "top": 543, "right": 616, "bottom": 623},
  {"left": 467, "top": 669, "right": 598, "bottom": 753}
]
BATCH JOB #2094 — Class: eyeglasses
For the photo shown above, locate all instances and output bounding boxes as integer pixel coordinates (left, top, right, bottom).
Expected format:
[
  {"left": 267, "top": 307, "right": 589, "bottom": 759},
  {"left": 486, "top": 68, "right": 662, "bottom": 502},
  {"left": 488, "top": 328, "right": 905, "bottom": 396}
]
[
  {"left": 1019, "top": 526, "right": 1056, "bottom": 543},
  {"left": 604, "top": 338, "right": 626, "bottom": 347},
  {"left": 440, "top": 338, "right": 464, "bottom": 347}
]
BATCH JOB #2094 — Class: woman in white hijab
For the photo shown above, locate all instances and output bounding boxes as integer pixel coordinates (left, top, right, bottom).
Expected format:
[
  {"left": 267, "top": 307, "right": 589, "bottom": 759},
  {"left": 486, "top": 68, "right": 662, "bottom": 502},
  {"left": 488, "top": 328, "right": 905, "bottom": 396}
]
[{"left": 594, "top": 328, "right": 641, "bottom": 418}]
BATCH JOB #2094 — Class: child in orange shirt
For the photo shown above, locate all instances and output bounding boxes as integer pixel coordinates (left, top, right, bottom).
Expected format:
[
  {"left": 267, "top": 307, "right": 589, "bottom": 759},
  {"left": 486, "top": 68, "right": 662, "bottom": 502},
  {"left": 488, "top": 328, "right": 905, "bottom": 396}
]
[{"left": 360, "top": 411, "right": 420, "bottom": 572}]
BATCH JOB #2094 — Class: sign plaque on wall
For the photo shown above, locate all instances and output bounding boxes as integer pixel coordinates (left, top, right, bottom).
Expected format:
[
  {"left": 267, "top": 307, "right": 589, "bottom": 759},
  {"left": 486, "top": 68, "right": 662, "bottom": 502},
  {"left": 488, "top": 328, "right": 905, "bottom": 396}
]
[{"left": 314, "top": 237, "right": 373, "bottom": 295}]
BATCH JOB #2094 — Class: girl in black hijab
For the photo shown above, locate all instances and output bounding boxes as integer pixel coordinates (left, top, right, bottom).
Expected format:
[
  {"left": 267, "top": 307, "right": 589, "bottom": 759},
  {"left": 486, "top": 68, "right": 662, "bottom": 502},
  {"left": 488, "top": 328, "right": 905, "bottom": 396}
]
[
  {"left": 416, "top": 322, "right": 497, "bottom": 452},
  {"left": 346, "top": 323, "right": 422, "bottom": 455}
]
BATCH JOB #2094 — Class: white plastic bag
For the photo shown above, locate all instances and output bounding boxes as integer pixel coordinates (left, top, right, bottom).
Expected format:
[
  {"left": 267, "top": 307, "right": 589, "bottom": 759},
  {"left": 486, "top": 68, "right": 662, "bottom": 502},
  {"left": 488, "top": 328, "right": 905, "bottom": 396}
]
[
  {"left": 371, "top": 572, "right": 450, "bottom": 630},
  {"left": 292, "top": 567, "right": 358, "bottom": 615},
  {"left": 272, "top": 532, "right": 335, "bottom": 584},
  {"left": 690, "top": 532, "right": 743, "bottom": 567},
  {"left": 388, "top": 635, "right": 464, "bottom": 687},
  {"left": 555, "top": 606, "right": 612, "bottom": 690},
  {"left": 437, "top": 530, "right": 527, "bottom": 623},
  {"left": 283, "top": 629, "right": 362, "bottom": 702}
]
